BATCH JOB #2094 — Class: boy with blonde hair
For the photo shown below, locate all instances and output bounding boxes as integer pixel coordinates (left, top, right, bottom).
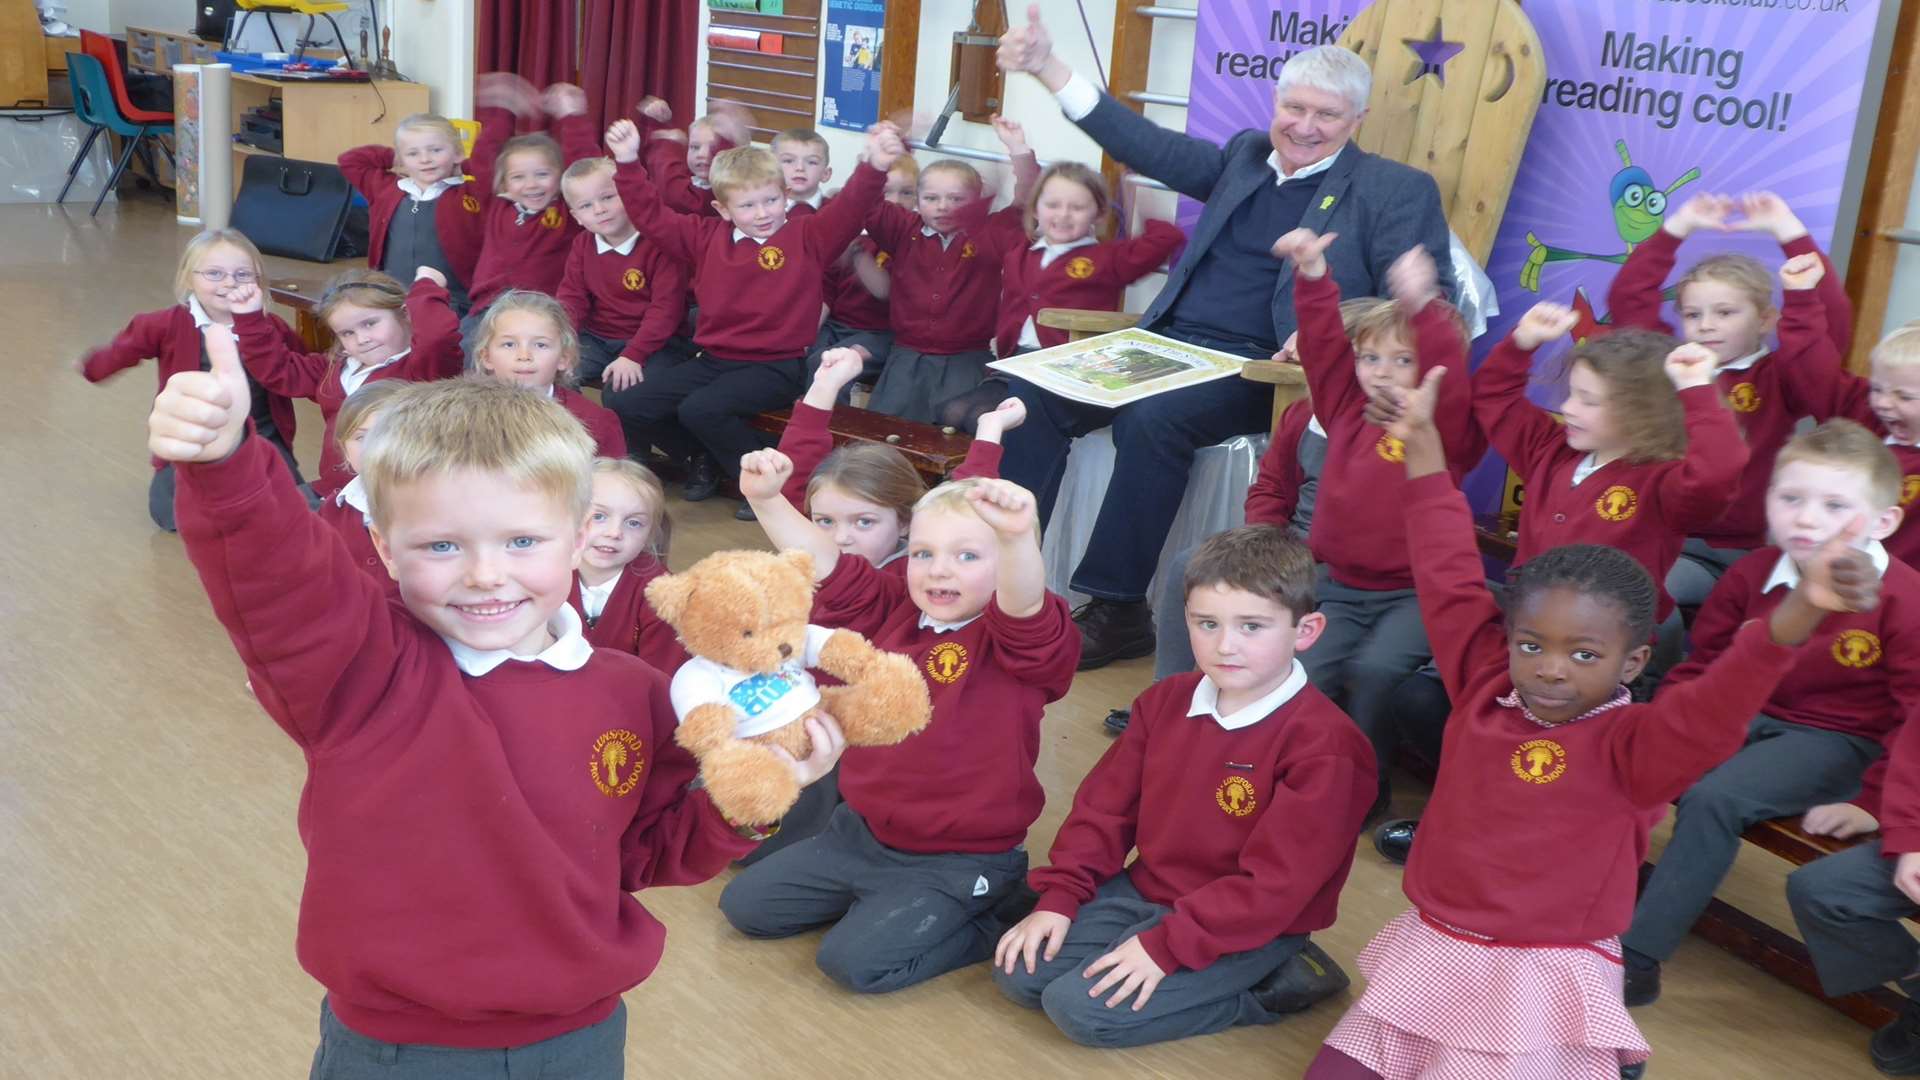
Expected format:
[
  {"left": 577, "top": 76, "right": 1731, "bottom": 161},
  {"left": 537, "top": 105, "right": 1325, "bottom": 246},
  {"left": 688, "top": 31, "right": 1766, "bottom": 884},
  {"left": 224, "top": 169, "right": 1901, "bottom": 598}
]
[
  {"left": 724, "top": 450, "right": 1080, "bottom": 993},
  {"left": 152, "top": 337, "right": 840, "bottom": 1077},
  {"left": 1810, "top": 324, "right": 1920, "bottom": 565},
  {"left": 556, "top": 155, "right": 690, "bottom": 393},
  {"left": 1623, "top": 419, "right": 1920, "bottom": 1006},
  {"left": 601, "top": 117, "right": 904, "bottom": 509}
]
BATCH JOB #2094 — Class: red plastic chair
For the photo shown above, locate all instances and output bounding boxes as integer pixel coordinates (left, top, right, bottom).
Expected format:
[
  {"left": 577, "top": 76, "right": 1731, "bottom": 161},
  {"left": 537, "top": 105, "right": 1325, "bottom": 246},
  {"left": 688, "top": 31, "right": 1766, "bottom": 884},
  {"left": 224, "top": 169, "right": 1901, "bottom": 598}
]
[{"left": 80, "top": 30, "right": 173, "bottom": 126}]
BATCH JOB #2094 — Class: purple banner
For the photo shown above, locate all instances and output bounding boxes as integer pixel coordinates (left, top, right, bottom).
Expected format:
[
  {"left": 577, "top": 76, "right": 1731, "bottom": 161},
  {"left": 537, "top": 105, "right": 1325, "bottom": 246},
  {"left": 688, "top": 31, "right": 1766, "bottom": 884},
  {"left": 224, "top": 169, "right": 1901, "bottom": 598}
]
[{"left": 1185, "top": 0, "right": 1883, "bottom": 344}]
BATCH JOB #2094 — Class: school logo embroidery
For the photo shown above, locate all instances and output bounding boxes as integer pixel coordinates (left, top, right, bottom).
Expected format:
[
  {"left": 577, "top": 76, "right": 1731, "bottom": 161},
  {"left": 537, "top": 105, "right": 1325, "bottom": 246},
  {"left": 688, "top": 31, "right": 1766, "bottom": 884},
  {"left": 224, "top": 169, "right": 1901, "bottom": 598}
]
[
  {"left": 1510, "top": 739, "right": 1567, "bottom": 785},
  {"left": 875, "top": 251, "right": 891, "bottom": 268},
  {"left": 925, "top": 642, "right": 969, "bottom": 684},
  {"left": 1375, "top": 434, "right": 1406, "bottom": 463},
  {"left": 541, "top": 205, "right": 564, "bottom": 229},
  {"left": 1728, "top": 382, "right": 1761, "bottom": 413},
  {"left": 960, "top": 240, "right": 977, "bottom": 260},
  {"left": 1903, "top": 475, "right": 1920, "bottom": 506},
  {"left": 1833, "top": 629, "right": 1883, "bottom": 669},
  {"left": 622, "top": 268, "right": 646, "bottom": 292},
  {"left": 589, "top": 729, "right": 647, "bottom": 797},
  {"left": 461, "top": 193, "right": 481, "bottom": 213},
  {"left": 1595, "top": 485, "right": 1638, "bottom": 522},
  {"left": 757, "top": 245, "right": 787, "bottom": 271},
  {"left": 1064, "top": 256, "right": 1096, "bottom": 280},
  {"left": 1215, "top": 775, "right": 1258, "bottom": 817}
]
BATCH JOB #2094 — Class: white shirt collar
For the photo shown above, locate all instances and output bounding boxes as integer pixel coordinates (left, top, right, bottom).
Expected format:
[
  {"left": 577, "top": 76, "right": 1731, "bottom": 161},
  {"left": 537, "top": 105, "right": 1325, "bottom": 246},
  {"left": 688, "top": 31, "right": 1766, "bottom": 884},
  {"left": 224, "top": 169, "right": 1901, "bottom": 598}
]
[
  {"left": 398, "top": 176, "right": 460, "bottom": 201},
  {"left": 691, "top": 176, "right": 712, "bottom": 190},
  {"left": 787, "top": 190, "right": 823, "bottom": 210},
  {"left": 731, "top": 228, "right": 770, "bottom": 246},
  {"left": 443, "top": 604, "right": 594, "bottom": 677},
  {"left": 1763, "top": 539, "right": 1891, "bottom": 594},
  {"left": 187, "top": 295, "right": 219, "bottom": 330},
  {"left": 1571, "top": 452, "right": 1602, "bottom": 487},
  {"left": 1306, "top": 415, "right": 1327, "bottom": 438},
  {"left": 595, "top": 231, "right": 640, "bottom": 256},
  {"left": 577, "top": 573, "right": 619, "bottom": 619},
  {"left": 918, "top": 612, "right": 982, "bottom": 633},
  {"left": 920, "top": 224, "right": 959, "bottom": 249},
  {"left": 1890, "top": 434, "right": 1917, "bottom": 450},
  {"left": 336, "top": 475, "right": 371, "bottom": 516},
  {"left": 1265, "top": 145, "right": 1344, "bottom": 186},
  {"left": 1717, "top": 348, "right": 1768, "bottom": 374},
  {"left": 1029, "top": 235, "right": 1100, "bottom": 268},
  {"left": 340, "top": 348, "right": 409, "bottom": 396},
  {"left": 1187, "top": 660, "right": 1308, "bottom": 731}
]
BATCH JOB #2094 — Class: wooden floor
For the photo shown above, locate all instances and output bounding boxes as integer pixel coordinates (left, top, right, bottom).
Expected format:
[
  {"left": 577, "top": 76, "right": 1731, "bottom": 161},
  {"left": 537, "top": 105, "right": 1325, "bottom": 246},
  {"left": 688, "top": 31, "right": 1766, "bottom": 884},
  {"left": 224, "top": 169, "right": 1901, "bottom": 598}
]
[{"left": 0, "top": 194, "right": 1878, "bottom": 1078}]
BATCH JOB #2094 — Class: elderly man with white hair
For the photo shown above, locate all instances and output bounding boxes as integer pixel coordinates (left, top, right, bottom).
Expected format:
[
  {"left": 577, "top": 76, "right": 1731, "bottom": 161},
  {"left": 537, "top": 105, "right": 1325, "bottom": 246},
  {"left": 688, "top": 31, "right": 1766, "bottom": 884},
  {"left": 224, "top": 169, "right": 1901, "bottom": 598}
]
[{"left": 995, "top": 8, "right": 1454, "bottom": 670}]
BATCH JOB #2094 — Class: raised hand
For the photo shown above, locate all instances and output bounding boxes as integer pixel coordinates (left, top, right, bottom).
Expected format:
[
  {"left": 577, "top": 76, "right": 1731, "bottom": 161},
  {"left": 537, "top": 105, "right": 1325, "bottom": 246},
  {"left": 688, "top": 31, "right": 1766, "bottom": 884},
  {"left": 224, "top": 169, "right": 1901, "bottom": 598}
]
[
  {"left": 225, "top": 282, "right": 264, "bottom": 314},
  {"left": 1735, "top": 191, "right": 1807, "bottom": 242},
  {"left": 1800, "top": 515, "right": 1882, "bottom": 614},
  {"left": 708, "top": 101, "right": 755, "bottom": 149},
  {"left": 965, "top": 478, "right": 1040, "bottom": 538},
  {"left": 543, "top": 82, "right": 588, "bottom": 118},
  {"left": 1385, "top": 366, "right": 1445, "bottom": 443},
  {"left": 1663, "top": 342, "right": 1719, "bottom": 390},
  {"left": 972, "top": 397, "right": 1027, "bottom": 443},
  {"left": 414, "top": 265, "right": 447, "bottom": 289},
  {"left": 865, "top": 122, "right": 906, "bottom": 171},
  {"left": 476, "top": 72, "right": 541, "bottom": 116},
  {"left": 635, "top": 96, "right": 674, "bottom": 125},
  {"left": 1780, "top": 252, "right": 1825, "bottom": 292},
  {"left": 998, "top": 4, "right": 1054, "bottom": 74},
  {"left": 1271, "top": 331, "right": 1301, "bottom": 366},
  {"left": 805, "top": 347, "right": 866, "bottom": 408},
  {"left": 1512, "top": 301, "right": 1578, "bottom": 351},
  {"left": 1663, "top": 193, "right": 1731, "bottom": 238},
  {"left": 1386, "top": 245, "right": 1440, "bottom": 309},
  {"left": 148, "top": 326, "right": 251, "bottom": 463},
  {"left": 1271, "top": 228, "right": 1337, "bottom": 280},
  {"left": 738, "top": 448, "right": 796, "bottom": 503},
  {"left": 989, "top": 114, "right": 1030, "bottom": 156},
  {"left": 605, "top": 118, "right": 642, "bottom": 164}
]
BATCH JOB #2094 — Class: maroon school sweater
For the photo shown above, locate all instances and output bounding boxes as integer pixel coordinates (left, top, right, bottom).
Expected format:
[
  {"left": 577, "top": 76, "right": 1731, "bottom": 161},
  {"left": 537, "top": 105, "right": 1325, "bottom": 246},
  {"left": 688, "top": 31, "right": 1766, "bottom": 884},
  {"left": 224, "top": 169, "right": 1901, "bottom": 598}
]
[
  {"left": 338, "top": 145, "right": 489, "bottom": 288},
  {"left": 554, "top": 229, "right": 689, "bottom": 349},
  {"left": 1245, "top": 398, "right": 1315, "bottom": 531},
  {"left": 1607, "top": 227, "right": 1853, "bottom": 357},
  {"left": 82, "top": 304, "right": 303, "bottom": 470},
  {"left": 1663, "top": 547, "right": 1920, "bottom": 743},
  {"left": 175, "top": 435, "right": 752, "bottom": 1048},
  {"left": 616, "top": 158, "right": 885, "bottom": 361},
  {"left": 811, "top": 553, "right": 1079, "bottom": 852},
  {"left": 824, "top": 236, "right": 892, "bottom": 332},
  {"left": 1400, "top": 472, "right": 1799, "bottom": 943},
  {"left": 642, "top": 136, "right": 724, "bottom": 219},
  {"left": 466, "top": 108, "right": 599, "bottom": 312},
  {"left": 1473, "top": 336, "right": 1748, "bottom": 621},
  {"left": 569, "top": 557, "right": 687, "bottom": 675},
  {"left": 866, "top": 198, "right": 1028, "bottom": 354},
  {"left": 1032, "top": 671, "right": 1374, "bottom": 973},
  {"left": 1298, "top": 272, "right": 1484, "bottom": 589},
  {"left": 553, "top": 386, "right": 627, "bottom": 459},
  {"left": 993, "top": 221, "right": 1184, "bottom": 357},
  {"left": 234, "top": 279, "right": 463, "bottom": 499}
]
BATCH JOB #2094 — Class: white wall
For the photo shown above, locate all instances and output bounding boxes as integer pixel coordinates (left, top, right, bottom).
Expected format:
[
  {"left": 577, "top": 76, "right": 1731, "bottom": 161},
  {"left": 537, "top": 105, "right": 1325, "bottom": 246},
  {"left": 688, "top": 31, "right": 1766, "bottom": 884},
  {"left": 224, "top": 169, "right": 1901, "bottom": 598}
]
[
  {"left": 390, "top": 0, "right": 473, "bottom": 118},
  {"left": 1886, "top": 144, "right": 1920, "bottom": 338},
  {"left": 56, "top": 0, "right": 111, "bottom": 33}
]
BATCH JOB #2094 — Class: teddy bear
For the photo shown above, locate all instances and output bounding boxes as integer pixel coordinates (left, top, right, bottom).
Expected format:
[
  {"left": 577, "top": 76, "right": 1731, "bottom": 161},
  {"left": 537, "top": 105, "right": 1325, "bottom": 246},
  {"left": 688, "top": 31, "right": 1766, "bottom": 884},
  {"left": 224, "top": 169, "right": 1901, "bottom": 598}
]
[{"left": 644, "top": 548, "right": 932, "bottom": 827}]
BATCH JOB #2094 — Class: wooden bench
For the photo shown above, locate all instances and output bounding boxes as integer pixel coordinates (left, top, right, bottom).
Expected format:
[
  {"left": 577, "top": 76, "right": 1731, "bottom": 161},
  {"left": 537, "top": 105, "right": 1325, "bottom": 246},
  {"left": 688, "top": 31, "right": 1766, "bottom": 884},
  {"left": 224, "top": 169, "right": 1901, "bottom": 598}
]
[
  {"left": 269, "top": 277, "right": 332, "bottom": 353},
  {"left": 748, "top": 407, "right": 973, "bottom": 487}
]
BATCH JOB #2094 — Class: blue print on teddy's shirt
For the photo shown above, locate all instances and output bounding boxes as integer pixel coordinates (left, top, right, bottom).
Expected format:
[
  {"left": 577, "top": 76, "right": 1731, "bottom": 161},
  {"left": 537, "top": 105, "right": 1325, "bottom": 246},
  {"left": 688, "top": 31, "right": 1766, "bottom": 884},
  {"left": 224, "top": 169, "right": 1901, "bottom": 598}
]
[{"left": 730, "top": 671, "right": 796, "bottom": 717}]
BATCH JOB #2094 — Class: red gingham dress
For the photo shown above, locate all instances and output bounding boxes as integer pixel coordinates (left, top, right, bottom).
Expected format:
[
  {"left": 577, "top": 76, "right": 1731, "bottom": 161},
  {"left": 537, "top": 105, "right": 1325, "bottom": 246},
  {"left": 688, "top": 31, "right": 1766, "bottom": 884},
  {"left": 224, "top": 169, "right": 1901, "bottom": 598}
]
[{"left": 1323, "top": 687, "right": 1651, "bottom": 1080}]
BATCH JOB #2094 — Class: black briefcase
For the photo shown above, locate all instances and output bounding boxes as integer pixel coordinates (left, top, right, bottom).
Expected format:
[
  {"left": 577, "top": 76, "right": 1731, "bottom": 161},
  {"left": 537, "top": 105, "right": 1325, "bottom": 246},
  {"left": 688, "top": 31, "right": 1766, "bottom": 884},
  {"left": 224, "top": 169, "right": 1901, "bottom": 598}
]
[{"left": 230, "top": 155, "right": 355, "bottom": 262}]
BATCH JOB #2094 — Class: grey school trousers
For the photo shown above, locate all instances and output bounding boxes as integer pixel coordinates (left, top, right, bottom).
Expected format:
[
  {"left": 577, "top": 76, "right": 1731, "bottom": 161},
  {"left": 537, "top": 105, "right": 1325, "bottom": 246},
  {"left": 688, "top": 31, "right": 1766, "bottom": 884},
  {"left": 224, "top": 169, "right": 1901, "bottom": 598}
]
[
  {"left": 309, "top": 998, "right": 625, "bottom": 1080},
  {"left": 1787, "top": 841, "right": 1920, "bottom": 997},
  {"left": 993, "top": 874, "right": 1307, "bottom": 1048},
  {"left": 718, "top": 802, "right": 1027, "bottom": 994},
  {"left": 1300, "top": 572, "right": 1432, "bottom": 794},
  {"left": 1623, "top": 714, "right": 1882, "bottom": 961}
]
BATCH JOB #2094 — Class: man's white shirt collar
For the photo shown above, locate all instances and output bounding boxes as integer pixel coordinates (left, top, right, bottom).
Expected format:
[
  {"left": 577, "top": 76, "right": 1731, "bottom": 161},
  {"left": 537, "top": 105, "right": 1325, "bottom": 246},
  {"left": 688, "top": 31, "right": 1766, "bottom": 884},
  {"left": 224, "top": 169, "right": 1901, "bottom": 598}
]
[
  {"left": 918, "top": 612, "right": 982, "bottom": 633},
  {"left": 1265, "top": 145, "right": 1343, "bottom": 186},
  {"left": 444, "top": 604, "right": 594, "bottom": 677},
  {"left": 1718, "top": 348, "right": 1768, "bottom": 374},
  {"left": 399, "top": 176, "right": 460, "bottom": 202},
  {"left": 595, "top": 231, "right": 640, "bottom": 256},
  {"left": 1188, "top": 660, "right": 1309, "bottom": 731},
  {"left": 1763, "top": 539, "right": 1891, "bottom": 594},
  {"left": 340, "top": 348, "right": 410, "bottom": 396},
  {"left": 731, "top": 228, "right": 771, "bottom": 246}
]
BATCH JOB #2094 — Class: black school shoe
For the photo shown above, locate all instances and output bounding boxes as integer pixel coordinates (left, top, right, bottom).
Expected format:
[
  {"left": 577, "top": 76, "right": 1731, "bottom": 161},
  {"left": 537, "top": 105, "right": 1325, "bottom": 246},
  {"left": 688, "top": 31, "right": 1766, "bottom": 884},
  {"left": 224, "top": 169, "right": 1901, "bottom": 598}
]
[
  {"left": 1873, "top": 995, "right": 1920, "bottom": 1074},
  {"left": 733, "top": 502, "right": 757, "bottom": 522},
  {"left": 1619, "top": 1063, "right": 1647, "bottom": 1079},
  {"left": 1623, "top": 949, "right": 1662, "bottom": 1007},
  {"left": 1372, "top": 818, "right": 1418, "bottom": 865},
  {"left": 1073, "top": 598, "right": 1155, "bottom": 670},
  {"left": 684, "top": 454, "right": 720, "bottom": 502},
  {"left": 1251, "top": 943, "right": 1350, "bottom": 1015},
  {"left": 1103, "top": 708, "right": 1130, "bottom": 734}
]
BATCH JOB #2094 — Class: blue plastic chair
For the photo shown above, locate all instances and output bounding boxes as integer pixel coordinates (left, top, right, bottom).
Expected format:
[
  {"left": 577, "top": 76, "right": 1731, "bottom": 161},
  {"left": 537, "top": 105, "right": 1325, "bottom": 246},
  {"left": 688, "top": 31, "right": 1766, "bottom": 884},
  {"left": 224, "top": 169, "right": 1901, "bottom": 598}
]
[{"left": 62, "top": 53, "right": 175, "bottom": 217}]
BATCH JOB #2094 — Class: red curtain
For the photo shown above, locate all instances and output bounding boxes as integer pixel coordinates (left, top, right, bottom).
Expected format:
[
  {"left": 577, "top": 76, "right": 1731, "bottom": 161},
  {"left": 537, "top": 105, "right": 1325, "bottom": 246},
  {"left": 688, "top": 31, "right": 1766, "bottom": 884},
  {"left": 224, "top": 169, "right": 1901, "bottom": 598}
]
[
  {"left": 580, "top": 0, "right": 701, "bottom": 135},
  {"left": 477, "top": 0, "right": 577, "bottom": 89}
]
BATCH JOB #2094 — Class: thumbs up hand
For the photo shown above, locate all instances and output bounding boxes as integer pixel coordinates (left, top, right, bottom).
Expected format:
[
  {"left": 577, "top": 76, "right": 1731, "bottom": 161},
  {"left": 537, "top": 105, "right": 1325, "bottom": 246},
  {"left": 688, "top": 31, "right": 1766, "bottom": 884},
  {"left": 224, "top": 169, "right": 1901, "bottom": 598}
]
[{"left": 148, "top": 325, "right": 252, "bottom": 463}]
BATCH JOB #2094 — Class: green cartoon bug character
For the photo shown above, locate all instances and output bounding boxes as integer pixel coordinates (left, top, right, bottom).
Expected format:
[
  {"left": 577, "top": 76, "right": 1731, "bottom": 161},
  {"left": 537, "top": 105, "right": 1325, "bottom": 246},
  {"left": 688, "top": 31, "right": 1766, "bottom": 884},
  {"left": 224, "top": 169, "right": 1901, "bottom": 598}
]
[{"left": 1519, "top": 140, "right": 1701, "bottom": 292}]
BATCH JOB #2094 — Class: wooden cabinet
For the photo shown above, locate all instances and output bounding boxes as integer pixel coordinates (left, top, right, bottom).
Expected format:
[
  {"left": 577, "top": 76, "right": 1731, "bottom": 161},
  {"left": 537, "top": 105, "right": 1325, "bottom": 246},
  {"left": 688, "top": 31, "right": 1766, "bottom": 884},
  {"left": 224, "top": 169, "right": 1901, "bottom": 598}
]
[
  {"left": 124, "top": 26, "right": 221, "bottom": 76},
  {"left": 227, "top": 73, "right": 428, "bottom": 178}
]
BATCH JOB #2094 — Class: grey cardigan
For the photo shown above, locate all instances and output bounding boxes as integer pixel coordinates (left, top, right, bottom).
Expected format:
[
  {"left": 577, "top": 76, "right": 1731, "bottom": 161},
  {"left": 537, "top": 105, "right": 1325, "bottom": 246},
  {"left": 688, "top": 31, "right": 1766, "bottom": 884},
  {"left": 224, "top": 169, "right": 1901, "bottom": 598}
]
[{"left": 1073, "top": 92, "right": 1456, "bottom": 343}]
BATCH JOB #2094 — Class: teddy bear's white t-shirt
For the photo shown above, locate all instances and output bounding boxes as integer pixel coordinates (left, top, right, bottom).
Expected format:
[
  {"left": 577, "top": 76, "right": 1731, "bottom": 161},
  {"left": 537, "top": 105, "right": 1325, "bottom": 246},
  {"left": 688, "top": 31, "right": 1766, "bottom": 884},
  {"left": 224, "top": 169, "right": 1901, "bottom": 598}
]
[{"left": 668, "top": 625, "right": 837, "bottom": 739}]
